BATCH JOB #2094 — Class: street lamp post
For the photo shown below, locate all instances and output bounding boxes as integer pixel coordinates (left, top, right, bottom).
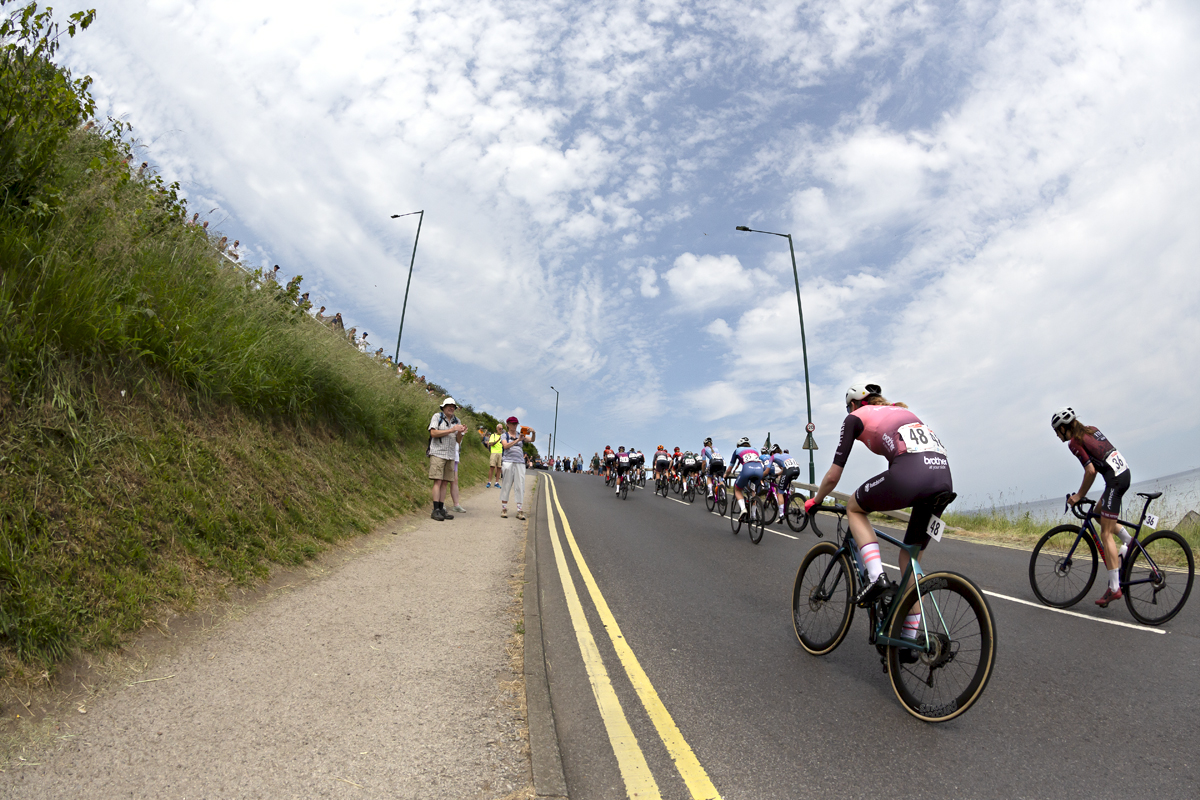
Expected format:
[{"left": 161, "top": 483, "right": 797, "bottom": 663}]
[
  {"left": 390, "top": 210, "right": 424, "bottom": 363},
  {"left": 735, "top": 225, "right": 817, "bottom": 488},
  {"left": 550, "top": 386, "right": 559, "bottom": 464}
]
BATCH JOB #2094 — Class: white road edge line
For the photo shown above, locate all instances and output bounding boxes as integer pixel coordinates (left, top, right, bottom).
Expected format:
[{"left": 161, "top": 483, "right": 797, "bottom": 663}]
[{"left": 880, "top": 562, "right": 1166, "bottom": 635}]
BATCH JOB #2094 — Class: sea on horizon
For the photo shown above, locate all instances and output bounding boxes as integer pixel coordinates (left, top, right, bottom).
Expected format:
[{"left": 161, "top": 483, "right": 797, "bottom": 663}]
[{"left": 972, "top": 466, "right": 1200, "bottom": 526}]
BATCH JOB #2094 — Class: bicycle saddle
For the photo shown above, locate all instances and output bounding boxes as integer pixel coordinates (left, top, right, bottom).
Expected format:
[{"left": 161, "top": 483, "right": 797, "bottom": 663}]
[{"left": 1137, "top": 491, "right": 1162, "bottom": 500}]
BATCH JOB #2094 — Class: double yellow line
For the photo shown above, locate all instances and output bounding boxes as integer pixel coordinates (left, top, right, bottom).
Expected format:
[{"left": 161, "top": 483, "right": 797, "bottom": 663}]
[{"left": 543, "top": 475, "right": 721, "bottom": 800}]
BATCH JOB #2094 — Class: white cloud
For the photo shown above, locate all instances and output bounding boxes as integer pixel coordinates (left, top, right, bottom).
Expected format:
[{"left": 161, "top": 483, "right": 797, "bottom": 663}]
[
  {"left": 55, "top": 0, "right": 1200, "bottom": 502},
  {"left": 663, "top": 253, "right": 778, "bottom": 311}
]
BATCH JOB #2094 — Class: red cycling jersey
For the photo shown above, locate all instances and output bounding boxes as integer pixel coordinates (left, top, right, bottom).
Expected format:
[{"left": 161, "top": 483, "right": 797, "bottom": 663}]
[{"left": 1067, "top": 428, "right": 1128, "bottom": 480}]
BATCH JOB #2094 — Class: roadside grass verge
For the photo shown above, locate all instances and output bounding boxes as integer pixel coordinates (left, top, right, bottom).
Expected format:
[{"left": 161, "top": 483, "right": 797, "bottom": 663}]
[{"left": 0, "top": 17, "right": 492, "bottom": 685}]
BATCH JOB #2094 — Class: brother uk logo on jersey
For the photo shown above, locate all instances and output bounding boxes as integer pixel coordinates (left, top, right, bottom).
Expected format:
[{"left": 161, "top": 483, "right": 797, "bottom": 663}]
[{"left": 923, "top": 456, "right": 948, "bottom": 468}]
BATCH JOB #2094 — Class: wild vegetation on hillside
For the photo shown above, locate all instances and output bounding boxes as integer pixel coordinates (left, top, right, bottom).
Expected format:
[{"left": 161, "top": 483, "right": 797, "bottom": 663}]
[{"left": 0, "top": 2, "right": 488, "bottom": 676}]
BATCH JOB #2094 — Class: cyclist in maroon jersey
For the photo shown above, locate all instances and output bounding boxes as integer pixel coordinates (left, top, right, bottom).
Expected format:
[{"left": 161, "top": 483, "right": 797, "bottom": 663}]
[
  {"left": 805, "top": 383, "right": 953, "bottom": 611},
  {"left": 1052, "top": 407, "right": 1135, "bottom": 608}
]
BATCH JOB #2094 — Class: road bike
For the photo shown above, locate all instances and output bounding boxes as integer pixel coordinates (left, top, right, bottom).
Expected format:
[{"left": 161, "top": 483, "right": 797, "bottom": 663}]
[
  {"left": 730, "top": 475, "right": 767, "bottom": 544},
  {"left": 615, "top": 470, "right": 633, "bottom": 500},
  {"left": 791, "top": 496, "right": 997, "bottom": 722},
  {"left": 1028, "top": 491, "right": 1194, "bottom": 625},
  {"left": 682, "top": 471, "right": 700, "bottom": 503},
  {"left": 655, "top": 471, "right": 670, "bottom": 497},
  {"left": 704, "top": 474, "right": 728, "bottom": 517}
]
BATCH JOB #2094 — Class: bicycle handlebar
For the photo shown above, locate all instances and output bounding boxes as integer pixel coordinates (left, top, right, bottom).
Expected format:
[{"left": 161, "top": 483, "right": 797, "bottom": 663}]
[
  {"left": 806, "top": 501, "right": 847, "bottom": 539},
  {"left": 1065, "top": 493, "right": 1095, "bottom": 520}
]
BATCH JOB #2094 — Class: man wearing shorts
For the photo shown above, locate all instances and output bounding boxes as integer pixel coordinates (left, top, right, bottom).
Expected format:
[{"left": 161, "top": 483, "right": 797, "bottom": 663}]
[{"left": 428, "top": 397, "right": 466, "bottom": 521}]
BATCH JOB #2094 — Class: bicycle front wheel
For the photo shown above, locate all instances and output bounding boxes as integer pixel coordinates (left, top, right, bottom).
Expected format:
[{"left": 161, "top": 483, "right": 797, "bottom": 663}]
[
  {"left": 1123, "top": 530, "right": 1194, "bottom": 625},
  {"left": 1029, "top": 524, "right": 1096, "bottom": 608},
  {"left": 887, "top": 571, "right": 997, "bottom": 723},
  {"left": 761, "top": 497, "right": 778, "bottom": 526},
  {"left": 730, "top": 502, "right": 743, "bottom": 535},
  {"left": 716, "top": 486, "right": 728, "bottom": 517},
  {"left": 792, "top": 541, "right": 855, "bottom": 655},
  {"left": 684, "top": 480, "right": 696, "bottom": 503}
]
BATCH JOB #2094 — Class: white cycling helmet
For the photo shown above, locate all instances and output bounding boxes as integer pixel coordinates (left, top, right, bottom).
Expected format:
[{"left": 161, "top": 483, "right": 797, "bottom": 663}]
[
  {"left": 846, "top": 383, "right": 882, "bottom": 409},
  {"left": 736, "top": 436, "right": 751, "bottom": 447},
  {"left": 1051, "top": 407, "right": 1077, "bottom": 432}
]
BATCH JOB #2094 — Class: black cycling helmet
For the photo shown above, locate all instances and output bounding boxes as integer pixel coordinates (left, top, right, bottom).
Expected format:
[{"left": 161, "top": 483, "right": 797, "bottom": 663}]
[
  {"left": 703, "top": 437, "right": 712, "bottom": 446},
  {"left": 771, "top": 444, "right": 782, "bottom": 454}
]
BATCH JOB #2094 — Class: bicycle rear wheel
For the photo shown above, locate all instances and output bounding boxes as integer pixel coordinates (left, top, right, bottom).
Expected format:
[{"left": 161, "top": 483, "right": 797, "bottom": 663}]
[
  {"left": 887, "top": 571, "right": 996, "bottom": 723},
  {"left": 785, "top": 498, "right": 809, "bottom": 533},
  {"left": 704, "top": 481, "right": 716, "bottom": 512},
  {"left": 1123, "top": 530, "right": 1194, "bottom": 625},
  {"left": 748, "top": 498, "right": 765, "bottom": 544},
  {"left": 792, "top": 541, "right": 855, "bottom": 655},
  {"left": 1029, "top": 524, "right": 1096, "bottom": 608},
  {"left": 684, "top": 479, "right": 696, "bottom": 503},
  {"left": 619, "top": 480, "right": 629, "bottom": 500}
]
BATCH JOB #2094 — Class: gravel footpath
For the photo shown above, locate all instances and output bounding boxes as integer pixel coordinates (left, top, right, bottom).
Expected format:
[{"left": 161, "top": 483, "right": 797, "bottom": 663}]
[{"left": 0, "top": 482, "right": 534, "bottom": 799}]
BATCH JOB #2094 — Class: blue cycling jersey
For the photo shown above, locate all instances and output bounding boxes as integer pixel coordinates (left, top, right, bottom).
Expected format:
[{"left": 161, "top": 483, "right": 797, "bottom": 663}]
[{"left": 731, "top": 446, "right": 764, "bottom": 471}]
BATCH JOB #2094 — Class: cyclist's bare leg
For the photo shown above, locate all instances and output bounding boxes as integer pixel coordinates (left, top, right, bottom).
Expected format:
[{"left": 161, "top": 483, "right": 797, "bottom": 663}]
[{"left": 1098, "top": 516, "right": 1121, "bottom": 569}]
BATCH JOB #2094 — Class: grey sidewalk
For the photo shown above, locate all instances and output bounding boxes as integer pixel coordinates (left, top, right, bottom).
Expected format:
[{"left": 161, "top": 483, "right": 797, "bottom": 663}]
[{"left": 1, "top": 482, "right": 535, "bottom": 799}]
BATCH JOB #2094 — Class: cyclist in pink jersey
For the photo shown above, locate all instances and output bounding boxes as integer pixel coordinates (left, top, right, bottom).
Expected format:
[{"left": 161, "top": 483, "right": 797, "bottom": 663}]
[
  {"left": 805, "top": 383, "right": 953, "bottom": 608},
  {"left": 1052, "top": 407, "right": 1134, "bottom": 608}
]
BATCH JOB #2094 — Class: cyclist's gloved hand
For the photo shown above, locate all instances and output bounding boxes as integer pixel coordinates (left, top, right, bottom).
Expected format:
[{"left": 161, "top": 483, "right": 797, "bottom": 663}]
[{"left": 803, "top": 497, "right": 820, "bottom": 515}]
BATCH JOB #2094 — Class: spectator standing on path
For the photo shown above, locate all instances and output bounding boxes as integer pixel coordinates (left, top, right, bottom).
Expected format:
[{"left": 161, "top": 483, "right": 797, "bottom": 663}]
[
  {"left": 591, "top": 452, "right": 601, "bottom": 474},
  {"left": 315, "top": 306, "right": 326, "bottom": 323},
  {"left": 486, "top": 423, "right": 504, "bottom": 488},
  {"left": 332, "top": 312, "right": 345, "bottom": 333},
  {"left": 500, "top": 416, "right": 533, "bottom": 520},
  {"left": 428, "top": 398, "right": 466, "bottom": 521}
]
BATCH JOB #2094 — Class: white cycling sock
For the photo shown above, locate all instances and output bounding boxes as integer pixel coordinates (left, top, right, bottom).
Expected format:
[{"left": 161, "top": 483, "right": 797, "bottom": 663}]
[
  {"left": 860, "top": 543, "right": 884, "bottom": 582},
  {"left": 902, "top": 612, "right": 922, "bottom": 639},
  {"left": 737, "top": 499, "right": 746, "bottom": 514},
  {"left": 1108, "top": 569, "right": 1120, "bottom": 592},
  {"left": 1117, "top": 526, "right": 1132, "bottom": 545}
]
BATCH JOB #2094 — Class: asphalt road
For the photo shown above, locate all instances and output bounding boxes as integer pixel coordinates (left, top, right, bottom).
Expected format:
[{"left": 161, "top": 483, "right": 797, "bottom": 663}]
[{"left": 533, "top": 472, "right": 1200, "bottom": 800}]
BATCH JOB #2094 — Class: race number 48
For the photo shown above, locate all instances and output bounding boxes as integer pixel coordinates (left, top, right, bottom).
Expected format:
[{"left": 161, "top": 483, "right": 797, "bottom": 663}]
[{"left": 927, "top": 514, "right": 946, "bottom": 543}]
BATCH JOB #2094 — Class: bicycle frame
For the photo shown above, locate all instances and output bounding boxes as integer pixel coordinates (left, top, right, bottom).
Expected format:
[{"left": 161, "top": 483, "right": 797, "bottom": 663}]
[
  {"left": 812, "top": 508, "right": 948, "bottom": 656},
  {"left": 1064, "top": 495, "right": 1166, "bottom": 592}
]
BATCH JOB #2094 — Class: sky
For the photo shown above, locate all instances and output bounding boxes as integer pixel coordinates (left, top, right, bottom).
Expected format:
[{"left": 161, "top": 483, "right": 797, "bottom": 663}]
[{"left": 55, "top": 0, "right": 1200, "bottom": 509}]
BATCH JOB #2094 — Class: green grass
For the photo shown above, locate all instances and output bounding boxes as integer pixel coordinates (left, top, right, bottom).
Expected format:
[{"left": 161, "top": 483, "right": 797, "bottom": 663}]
[{"left": 0, "top": 11, "right": 491, "bottom": 678}]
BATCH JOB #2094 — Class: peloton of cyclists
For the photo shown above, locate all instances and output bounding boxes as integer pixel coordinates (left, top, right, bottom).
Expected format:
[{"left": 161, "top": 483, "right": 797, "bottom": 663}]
[
  {"left": 1052, "top": 407, "right": 1135, "bottom": 608},
  {"left": 804, "top": 383, "right": 953, "bottom": 644}
]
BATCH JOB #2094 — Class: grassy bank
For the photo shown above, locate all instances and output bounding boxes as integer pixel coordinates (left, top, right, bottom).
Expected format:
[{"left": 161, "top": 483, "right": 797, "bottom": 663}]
[{"left": 0, "top": 4, "right": 489, "bottom": 680}]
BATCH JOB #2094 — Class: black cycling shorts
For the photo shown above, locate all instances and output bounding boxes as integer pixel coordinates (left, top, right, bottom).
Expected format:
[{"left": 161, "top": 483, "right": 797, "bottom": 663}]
[
  {"left": 854, "top": 453, "right": 953, "bottom": 547},
  {"left": 708, "top": 460, "right": 725, "bottom": 475},
  {"left": 779, "top": 466, "right": 801, "bottom": 488},
  {"left": 681, "top": 462, "right": 700, "bottom": 475},
  {"left": 655, "top": 459, "right": 670, "bottom": 471},
  {"left": 1099, "top": 470, "right": 1131, "bottom": 520}
]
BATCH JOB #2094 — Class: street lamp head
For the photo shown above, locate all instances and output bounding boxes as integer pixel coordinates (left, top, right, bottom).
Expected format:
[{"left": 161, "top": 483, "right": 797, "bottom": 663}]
[
  {"left": 390, "top": 214, "right": 401, "bottom": 218},
  {"left": 735, "top": 226, "right": 751, "bottom": 231}
]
